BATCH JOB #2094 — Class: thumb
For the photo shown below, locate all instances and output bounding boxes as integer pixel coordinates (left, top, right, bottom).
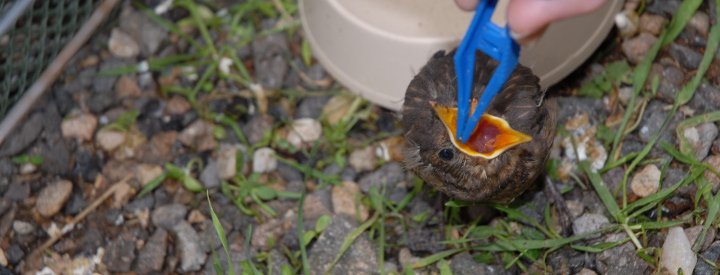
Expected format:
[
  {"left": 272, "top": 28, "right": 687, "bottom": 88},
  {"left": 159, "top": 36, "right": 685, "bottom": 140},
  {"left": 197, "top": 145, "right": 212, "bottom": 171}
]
[{"left": 507, "top": 0, "right": 607, "bottom": 43}]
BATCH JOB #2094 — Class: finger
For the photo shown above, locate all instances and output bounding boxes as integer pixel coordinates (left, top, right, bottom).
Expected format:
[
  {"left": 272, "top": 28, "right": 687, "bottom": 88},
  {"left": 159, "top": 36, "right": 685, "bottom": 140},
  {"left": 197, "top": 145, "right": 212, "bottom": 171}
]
[
  {"left": 455, "top": 0, "right": 479, "bottom": 11},
  {"left": 507, "top": 0, "right": 607, "bottom": 42}
]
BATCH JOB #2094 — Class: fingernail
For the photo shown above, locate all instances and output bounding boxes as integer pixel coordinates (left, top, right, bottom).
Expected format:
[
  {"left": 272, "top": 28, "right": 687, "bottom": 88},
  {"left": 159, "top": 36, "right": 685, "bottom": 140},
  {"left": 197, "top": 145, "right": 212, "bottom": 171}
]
[{"left": 509, "top": 30, "right": 526, "bottom": 41}]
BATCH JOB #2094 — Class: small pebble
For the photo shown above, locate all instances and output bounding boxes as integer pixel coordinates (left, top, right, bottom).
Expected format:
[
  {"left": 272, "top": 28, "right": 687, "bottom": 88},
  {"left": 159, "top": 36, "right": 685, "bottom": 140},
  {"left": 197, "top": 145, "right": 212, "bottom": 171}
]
[
  {"left": 251, "top": 219, "right": 284, "bottom": 250},
  {"left": 108, "top": 28, "right": 140, "bottom": 58},
  {"left": 615, "top": 10, "right": 639, "bottom": 37},
  {"left": 332, "top": 181, "right": 369, "bottom": 221},
  {"left": 152, "top": 203, "right": 188, "bottom": 230},
  {"left": 565, "top": 200, "right": 585, "bottom": 218},
  {"left": 115, "top": 76, "right": 141, "bottom": 98},
  {"left": 96, "top": 129, "right": 126, "bottom": 151},
  {"left": 19, "top": 163, "right": 37, "bottom": 175},
  {"left": 683, "top": 123, "right": 719, "bottom": 161},
  {"left": 12, "top": 221, "right": 35, "bottom": 235},
  {"left": 135, "top": 164, "right": 163, "bottom": 186},
  {"left": 704, "top": 155, "right": 720, "bottom": 191},
  {"left": 217, "top": 144, "right": 238, "bottom": 179},
  {"left": 252, "top": 147, "right": 277, "bottom": 173},
  {"left": 187, "top": 209, "right": 207, "bottom": 224},
  {"left": 348, "top": 146, "right": 377, "bottom": 173},
  {"left": 577, "top": 268, "right": 598, "bottom": 275},
  {"left": 622, "top": 32, "right": 658, "bottom": 64},
  {"left": 688, "top": 11, "right": 710, "bottom": 36},
  {"left": 61, "top": 113, "right": 98, "bottom": 141},
  {"left": 630, "top": 164, "right": 661, "bottom": 197},
  {"left": 200, "top": 160, "right": 221, "bottom": 189},
  {"left": 178, "top": 120, "right": 218, "bottom": 152},
  {"left": 286, "top": 118, "right": 322, "bottom": 148},
  {"left": 321, "top": 94, "right": 355, "bottom": 126},
  {"left": 669, "top": 43, "right": 703, "bottom": 70},
  {"left": 165, "top": 96, "right": 191, "bottom": 115},
  {"left": 638, "top": 13, "right": 666, "bottom": 36},
  {"left": 617, "top": 86, "right": 633, "bottom": 105},
  {"left": 35, "top": 180, "right": 74, "bottom": 217},
  {"left": 572, "top": 213, "right": 609, "bottom": 237},
  {"left": 684, "top": 225, "right": 715, "bottom": 251},
  {"left": 173, "top": 221, "right": 207, "bottom": 272},
  {"left": 660, "top": 227, "right": 696, "bottom": 275}
]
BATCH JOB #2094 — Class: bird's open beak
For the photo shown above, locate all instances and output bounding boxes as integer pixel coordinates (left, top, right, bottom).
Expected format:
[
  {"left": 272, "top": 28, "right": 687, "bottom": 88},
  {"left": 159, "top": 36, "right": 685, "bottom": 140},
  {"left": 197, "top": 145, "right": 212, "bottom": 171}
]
[{"left": 431, "top": 101, "right": 532, "bottom": 159}]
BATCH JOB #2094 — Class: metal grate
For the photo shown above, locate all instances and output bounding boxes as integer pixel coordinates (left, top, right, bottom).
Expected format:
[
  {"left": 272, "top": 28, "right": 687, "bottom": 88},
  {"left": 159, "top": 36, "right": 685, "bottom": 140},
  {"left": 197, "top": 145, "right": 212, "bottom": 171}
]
[{"left": 0, "top": 0, "right": 102, "bottom": 119}]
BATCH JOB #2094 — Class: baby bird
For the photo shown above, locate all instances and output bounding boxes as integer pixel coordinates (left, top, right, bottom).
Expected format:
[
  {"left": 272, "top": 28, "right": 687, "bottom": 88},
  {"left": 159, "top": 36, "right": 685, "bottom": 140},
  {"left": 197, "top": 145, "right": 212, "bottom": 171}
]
[{"left": 402, "top": 50, "right": 557, "bottom": 203}]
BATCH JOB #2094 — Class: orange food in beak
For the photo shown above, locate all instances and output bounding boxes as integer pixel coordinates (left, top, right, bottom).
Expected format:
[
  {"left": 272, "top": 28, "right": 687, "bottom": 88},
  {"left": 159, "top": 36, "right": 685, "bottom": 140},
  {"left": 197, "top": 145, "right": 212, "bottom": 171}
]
[{"left": 431, "top": 101, "right": 532, "bottom": 159}]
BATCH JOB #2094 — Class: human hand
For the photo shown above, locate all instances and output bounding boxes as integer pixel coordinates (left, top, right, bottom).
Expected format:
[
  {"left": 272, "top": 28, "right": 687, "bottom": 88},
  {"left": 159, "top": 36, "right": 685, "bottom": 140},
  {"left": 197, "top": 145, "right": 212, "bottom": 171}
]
[{"left": 454, "top": 0, "right": 607, "bottom": 44}]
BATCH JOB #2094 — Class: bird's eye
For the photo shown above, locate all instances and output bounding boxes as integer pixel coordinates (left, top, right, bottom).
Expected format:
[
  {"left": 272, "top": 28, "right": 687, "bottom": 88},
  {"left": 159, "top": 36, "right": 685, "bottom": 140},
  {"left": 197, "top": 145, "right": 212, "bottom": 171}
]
[{"left": 438, "top": 148, "right": 454, "bottom": 161}]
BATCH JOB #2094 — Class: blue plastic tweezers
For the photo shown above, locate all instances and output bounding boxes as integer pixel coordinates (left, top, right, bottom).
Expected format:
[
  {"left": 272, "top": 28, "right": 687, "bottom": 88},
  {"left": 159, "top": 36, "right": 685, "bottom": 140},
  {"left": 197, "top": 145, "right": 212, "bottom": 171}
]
[{"left": 454, "top": 0, "right": 520, "bottom": 143}]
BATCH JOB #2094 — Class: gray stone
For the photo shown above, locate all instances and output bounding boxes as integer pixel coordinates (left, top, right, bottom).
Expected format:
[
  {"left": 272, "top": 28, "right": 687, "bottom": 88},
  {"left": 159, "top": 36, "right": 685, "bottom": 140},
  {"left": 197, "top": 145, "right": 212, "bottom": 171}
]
[
  {"left": 572, "top": 213, "right": 610, "bottom": 237},
  {"left": 295, "top": 96, "right": 331, "bottom": 119},
  {"left": 252, "top": 30, "right": 288, "bottom": 89},
  {"left": 12, "top": 220, "right": 34, "bottom": 235},
  {"left": 242, "top": 115, "right": 274, "bottom": 145},
  {"left": 638, "top": 101, "right": 681, "bottom": 145},
  {"left": 4, "top": 183, "right": 29, "bottom": 201},
  {"left": 103, "top": 236, "right": 136, "bottom": 272},
  {"left": 695, "top": 241, "right": 720, "bottom": 274},
  {"left": 118, "top": 6, "right": 168, "bottom": 55},
  {"left": 683, "top": 122, "right": 719, "bottom": 161},
  {"left": 308, "top": 215, "right": 378, "bottom": 274},
  {"left": 37, "top": 138, "right": 72, "bottom": 175},
  {"left": 173, "top": 221, "right": 207, "bottom": 272},
  {"left": 124, "top": 196, "right": 155, "bottom": 214},
  {"left": 689, "top": 82, "right": 720, "bottom": 113},
  {"left": 0, "top": 158, "right": 14, "bottom": 177},
  {"left": 450, "top": 253, "right": 505, "bottom": 275},
  {"left": 358, "top": 162, "right": 405, "bottom": 193},
  {"left": 93, "top": 59, "right": 127, "bottom": 93},
  {"left": 63, "top": 192, "right": 86, "bottom": 216},
  {"left": 136, "top": 229, "right": 168, "bottom": 273},
  {"left": 596, "top": 233, "right": 649, "bottom": 274},
  {"left": 276, "top": 162, "right": 303, "bottom": 182},
  {"left": 35, "top": 180, "right": 73, "bottom": 217},
  {"left": 72, "top": 148, "right": 101, "bottom": 183},
  {"left": 268, "top": 249, "right": 291, "bottom": 275},
  {"left": 0, "top": 112, "right": 43, "bottom": 157},
  {"left": 656, "top": 64, "right": 685, "bottom": 103},
  {"left": 407, "top": 227, "right": 446, "bottom": 253},
  {"left": 622, "top": 33, "right": 658, "bottom": 64},
  {"left": 5, "top": 244, "right": 24, "bottom": 265},
  {"left": 669, "top": 43, "right": 703, "bottom": 70},
  {"left": 88, "top": 92, "right": 117, "bottom": 113},
  {"left": 108, "top": 28, "right": 140, "bottom": 58},
  {"left": 556, "top": 97, "right": 607, "bottom": 125},
  {"left": 200, "top": 160, "right": 221, "bottom": 189},
  {"left": 645, "top": 0, "right": 681, "bottom": 17},
  {"left": 151, "top": 203, "right": 188, "bottom": 230}
]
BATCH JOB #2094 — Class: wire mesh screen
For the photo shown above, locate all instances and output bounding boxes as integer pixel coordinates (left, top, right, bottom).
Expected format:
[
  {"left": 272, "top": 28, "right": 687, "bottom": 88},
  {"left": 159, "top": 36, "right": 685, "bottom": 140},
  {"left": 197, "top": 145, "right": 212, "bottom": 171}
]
[{"left": 0, "top": 0, "right": 102, "bottom": 119}]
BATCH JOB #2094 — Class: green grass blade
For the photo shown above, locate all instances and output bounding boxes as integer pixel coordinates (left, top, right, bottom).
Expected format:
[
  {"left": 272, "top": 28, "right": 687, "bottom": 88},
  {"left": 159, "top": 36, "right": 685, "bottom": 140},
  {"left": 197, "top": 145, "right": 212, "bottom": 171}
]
[
  {"left": 660, "top": 0, "right": 704, "bottom": 47},
  {"left": 676, "top": 21, "right": 720, "bottom": 105},
  {"left": 624, "top": 166, "right": 704, "bottom": 216},
  {"left": 579, "top": 161, "right": 624, "bottom": 222},
  {"left": 207, "top": 191, "right": 235, "bottom": 275},
  {"left": 676, "top": 111, "right": 720, "bottom": 157},
  {"left": 325, "top": 213, "right": 380, "bottom": 274},
  {"left": 138, "top": 172, "right": 168, "bottom": 197},
  {"left": 297, "top": 191, "right": 310, "bottom": 275},
  {"left": 609, "top": 0, "right": 701, "bottom": 161},
  {"left": 695, "top": 178, "right": 720, "bottom": 251},
  {"left": 411, "top": 248, "right": 465, "bottom": 269}
]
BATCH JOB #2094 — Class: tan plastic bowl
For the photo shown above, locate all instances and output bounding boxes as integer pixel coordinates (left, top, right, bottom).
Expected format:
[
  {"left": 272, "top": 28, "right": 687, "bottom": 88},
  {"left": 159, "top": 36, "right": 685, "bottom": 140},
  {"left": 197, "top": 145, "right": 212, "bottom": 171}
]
[{"left": 299, "top": 0, "right": 622, "bottom": 111}]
